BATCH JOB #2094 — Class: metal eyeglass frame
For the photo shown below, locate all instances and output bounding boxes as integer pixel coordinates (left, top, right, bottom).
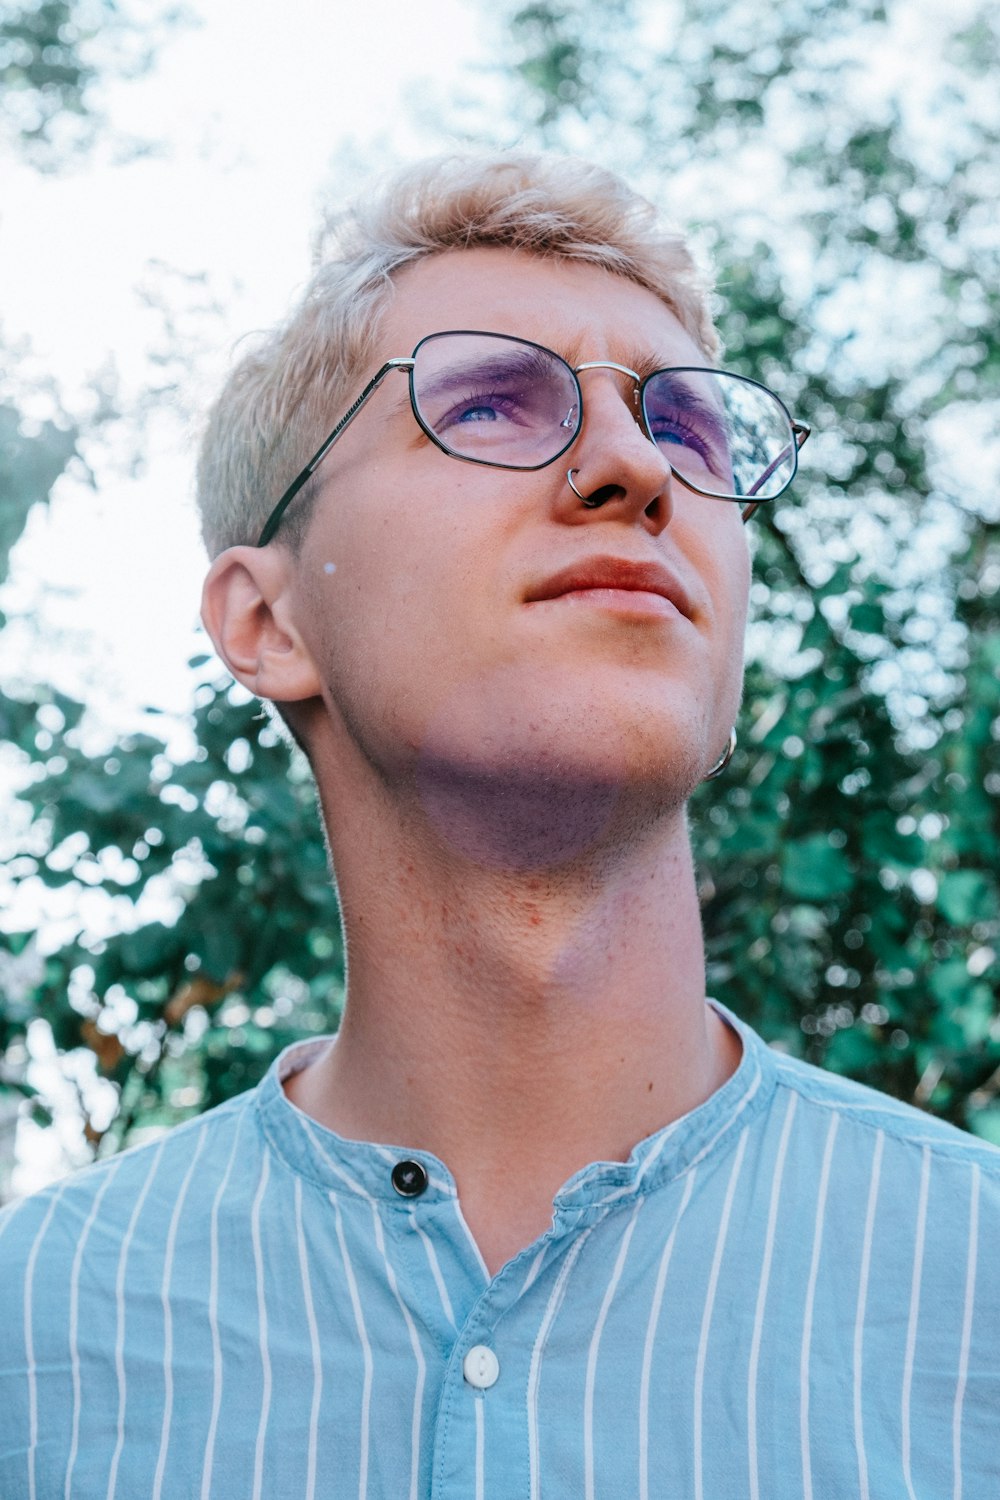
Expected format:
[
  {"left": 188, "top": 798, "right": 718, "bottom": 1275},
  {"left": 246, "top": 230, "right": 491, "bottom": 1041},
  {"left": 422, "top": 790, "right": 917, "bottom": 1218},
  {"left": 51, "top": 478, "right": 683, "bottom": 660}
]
[{"left": 255, "top": 330, "right": 811, "bottom": 546}]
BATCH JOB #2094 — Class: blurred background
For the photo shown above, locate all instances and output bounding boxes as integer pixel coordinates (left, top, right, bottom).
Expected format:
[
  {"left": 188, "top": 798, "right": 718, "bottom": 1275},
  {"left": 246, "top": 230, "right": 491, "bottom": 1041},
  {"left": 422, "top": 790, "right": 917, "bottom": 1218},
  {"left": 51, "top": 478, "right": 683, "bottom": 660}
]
[{"left": 1, "top": 0, "right": 997, "bottom": 1201}]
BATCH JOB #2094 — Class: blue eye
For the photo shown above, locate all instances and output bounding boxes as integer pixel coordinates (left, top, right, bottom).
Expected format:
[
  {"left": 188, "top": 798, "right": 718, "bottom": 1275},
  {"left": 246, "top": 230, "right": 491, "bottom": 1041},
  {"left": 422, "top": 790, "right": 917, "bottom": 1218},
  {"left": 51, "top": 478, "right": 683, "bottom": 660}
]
[
  {"left": 414, "top": 338, "right": 582, "bottom": 465},
  {"left": 651, "top": 426, "right": 690, "bottom": 449},
  {"left": 647, "top": 414, "right": 715, "bottom": 464},
  {"left": 457, "top": 403, "right": 502, "bottom": 424},
  {"left": 643, "top": 375, "right": 733, "bottom": 481}
]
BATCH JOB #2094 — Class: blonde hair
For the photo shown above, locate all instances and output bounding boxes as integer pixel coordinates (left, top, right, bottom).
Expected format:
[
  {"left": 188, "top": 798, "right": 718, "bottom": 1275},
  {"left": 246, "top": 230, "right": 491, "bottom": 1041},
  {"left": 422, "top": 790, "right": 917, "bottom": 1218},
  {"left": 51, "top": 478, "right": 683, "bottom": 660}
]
[{"left": 196, "top": 152, "right": 720, "bottom": 555}]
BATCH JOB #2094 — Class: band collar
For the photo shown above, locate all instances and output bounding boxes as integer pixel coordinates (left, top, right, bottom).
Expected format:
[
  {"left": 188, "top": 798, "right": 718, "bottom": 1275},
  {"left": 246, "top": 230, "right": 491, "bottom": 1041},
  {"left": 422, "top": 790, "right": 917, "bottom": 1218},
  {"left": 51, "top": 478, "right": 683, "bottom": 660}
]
[{"left": 255, "top": 1001, "right": 776, "bottom": 1208}]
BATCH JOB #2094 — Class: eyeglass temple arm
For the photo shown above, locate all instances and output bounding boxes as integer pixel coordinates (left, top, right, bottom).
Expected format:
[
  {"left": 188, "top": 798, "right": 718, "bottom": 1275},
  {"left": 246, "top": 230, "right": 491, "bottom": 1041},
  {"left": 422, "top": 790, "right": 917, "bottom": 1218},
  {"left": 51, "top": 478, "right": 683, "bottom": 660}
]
[
  {"left": 740, "top": 422, "right": 811, "bottom": 524},
  {"left": 256, "top": 358, "right": 415, "bottom": 547}
]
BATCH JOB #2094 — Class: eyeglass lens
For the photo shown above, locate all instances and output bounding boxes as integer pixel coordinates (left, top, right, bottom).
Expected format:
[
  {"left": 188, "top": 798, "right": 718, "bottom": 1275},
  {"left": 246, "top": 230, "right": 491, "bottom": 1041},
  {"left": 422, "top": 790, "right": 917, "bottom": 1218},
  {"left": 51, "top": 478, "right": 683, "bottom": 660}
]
[
  {"left": 411, "top": 332, "right": 795, "bottom": 500},
  {"left": 413, "top": 333, "right": 580, "bottom": 469},
  {"left": 641, "top": 369, "right": 795, "bottom": 500}
]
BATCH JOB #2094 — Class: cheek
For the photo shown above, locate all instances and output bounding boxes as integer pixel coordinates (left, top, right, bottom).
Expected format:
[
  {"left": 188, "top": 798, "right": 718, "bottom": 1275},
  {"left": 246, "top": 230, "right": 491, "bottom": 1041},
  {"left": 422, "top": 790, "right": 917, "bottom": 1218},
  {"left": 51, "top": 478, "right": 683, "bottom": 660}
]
[
  {"left": 720, "top": 547, "right": 751, "bottom": 674},
  {"left": 686, "top": 517, "right": 750, "bottom": 716},
  {"left": 721, "top": 545, "right": 752, "bottom": 715},
  {"left": 684, "top": 508, "right": 751, "bottom": 630},
  {"left": 727, "top": 543, "right": 752, "bottom": 638},
  {"left": 296, "top": 505, "right": 504, "bottom": 742}
]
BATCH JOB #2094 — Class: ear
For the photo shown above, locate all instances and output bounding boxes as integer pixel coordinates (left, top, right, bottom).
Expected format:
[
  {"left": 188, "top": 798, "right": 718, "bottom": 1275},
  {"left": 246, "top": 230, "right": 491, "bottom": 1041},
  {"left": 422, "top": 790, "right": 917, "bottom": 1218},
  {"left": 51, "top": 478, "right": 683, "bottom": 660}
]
[{"left": 200, "top": 546, "right": 323, "bottom": 704}]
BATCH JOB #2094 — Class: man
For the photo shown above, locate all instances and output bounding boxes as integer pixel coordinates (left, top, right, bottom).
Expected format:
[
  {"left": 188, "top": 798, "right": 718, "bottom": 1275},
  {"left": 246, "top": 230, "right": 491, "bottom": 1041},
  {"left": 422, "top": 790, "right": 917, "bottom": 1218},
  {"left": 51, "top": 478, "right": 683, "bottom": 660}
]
[{"left": 1, "top": 153, "right": 997, "bottom": 1499}]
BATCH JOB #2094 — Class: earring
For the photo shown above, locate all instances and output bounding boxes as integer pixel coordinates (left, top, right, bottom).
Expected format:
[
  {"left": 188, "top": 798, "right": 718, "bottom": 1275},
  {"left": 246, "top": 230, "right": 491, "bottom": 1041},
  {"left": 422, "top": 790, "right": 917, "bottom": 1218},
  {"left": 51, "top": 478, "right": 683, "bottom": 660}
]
[{"left": 703, "top": 728, "right": 737, "bottom": 781}]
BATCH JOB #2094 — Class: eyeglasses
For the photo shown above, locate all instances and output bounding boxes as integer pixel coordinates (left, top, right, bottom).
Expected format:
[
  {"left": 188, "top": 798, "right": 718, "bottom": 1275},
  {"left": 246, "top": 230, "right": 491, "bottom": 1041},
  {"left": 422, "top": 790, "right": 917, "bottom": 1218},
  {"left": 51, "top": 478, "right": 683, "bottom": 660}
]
[{"left": 256, "top": 330, "right": 810, "bottom": 546}]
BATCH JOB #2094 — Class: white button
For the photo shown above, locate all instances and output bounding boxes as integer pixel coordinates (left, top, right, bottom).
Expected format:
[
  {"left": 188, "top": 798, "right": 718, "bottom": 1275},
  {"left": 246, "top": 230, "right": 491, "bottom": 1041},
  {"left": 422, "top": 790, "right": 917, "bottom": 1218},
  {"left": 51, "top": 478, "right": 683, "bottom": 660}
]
[{"left": 463, "top": 1345, "right": 500, "bottom": 1389}]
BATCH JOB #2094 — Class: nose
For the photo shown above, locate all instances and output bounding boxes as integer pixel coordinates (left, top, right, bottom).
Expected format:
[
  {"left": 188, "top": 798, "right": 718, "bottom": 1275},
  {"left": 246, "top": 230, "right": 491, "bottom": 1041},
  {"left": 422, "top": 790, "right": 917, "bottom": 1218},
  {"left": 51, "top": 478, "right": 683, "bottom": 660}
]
[{"left": 553, "top": 367, "right": 675, "bottom": 532}]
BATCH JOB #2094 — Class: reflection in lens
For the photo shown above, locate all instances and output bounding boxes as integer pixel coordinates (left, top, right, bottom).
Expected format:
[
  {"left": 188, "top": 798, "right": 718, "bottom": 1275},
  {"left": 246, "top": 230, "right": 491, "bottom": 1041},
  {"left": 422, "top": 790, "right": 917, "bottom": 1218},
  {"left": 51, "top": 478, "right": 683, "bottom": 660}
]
[
  {"left": 413, "top": 334, "right": 581, "bottom": 467},
  {"left": 411, "top": 337, "right": 795, "bottom": 497},
  {"left": 642, "top": 370, "right": 795, "bottom": 499}
]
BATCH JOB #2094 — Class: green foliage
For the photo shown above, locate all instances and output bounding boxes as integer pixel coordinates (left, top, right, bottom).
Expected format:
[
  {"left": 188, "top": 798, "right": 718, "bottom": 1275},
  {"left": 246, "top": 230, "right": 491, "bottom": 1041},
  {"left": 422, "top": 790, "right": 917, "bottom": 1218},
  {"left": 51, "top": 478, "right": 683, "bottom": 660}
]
[
  {"left": 2, "top": 677, "right": 343, "bottom": 1153},
  {"left": 692, "top": 524, "right": 1000, "bottom": 1130},
  {"left": 0, "top": 0, "right": 104, "bottom": 134},
  {"left": 1, "top": 0, "right": 998, "bottom": 1175},
  {"left": 499, "top": 0, "right": 1000, "bottom": 1131},
  {"left": 0, "top": 401, "right": 78, "bottom": 602}
]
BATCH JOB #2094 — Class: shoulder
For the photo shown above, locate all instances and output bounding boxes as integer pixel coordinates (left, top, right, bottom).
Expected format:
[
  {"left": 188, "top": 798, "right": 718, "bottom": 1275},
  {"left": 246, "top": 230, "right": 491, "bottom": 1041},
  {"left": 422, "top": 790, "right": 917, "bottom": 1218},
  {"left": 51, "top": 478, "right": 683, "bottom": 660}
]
[
  {"left": 0, "top": 1087, "right": 257, "bottom": 1295},
  {"left": 758, "top": 1047, "right": 1000, "bottom": 1252},
  {"left": 718, "top": 1001, "right": 1000, "bottom": 1183},
  {"left": 769, "top": 1046, "right": 1000, "bottom": 1169},
  {"left": 717, "top": 1001, "right": 1000, "bottom": 1257}
]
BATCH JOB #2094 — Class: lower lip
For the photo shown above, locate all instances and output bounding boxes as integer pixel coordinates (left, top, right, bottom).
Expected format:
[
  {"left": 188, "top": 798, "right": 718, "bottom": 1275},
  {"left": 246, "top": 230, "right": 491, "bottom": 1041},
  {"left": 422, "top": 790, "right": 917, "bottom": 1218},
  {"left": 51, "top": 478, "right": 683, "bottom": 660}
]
[{"left": 535, "top": 587, "right": 682, "bottom": 618}]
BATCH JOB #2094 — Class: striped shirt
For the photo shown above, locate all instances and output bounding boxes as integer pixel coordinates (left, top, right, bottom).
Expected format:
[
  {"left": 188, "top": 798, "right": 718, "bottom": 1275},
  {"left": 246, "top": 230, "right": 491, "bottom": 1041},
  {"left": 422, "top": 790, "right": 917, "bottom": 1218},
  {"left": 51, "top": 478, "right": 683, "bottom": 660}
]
[{"left": 1, "top": 1002, "right": 997, "bottom": 1500}]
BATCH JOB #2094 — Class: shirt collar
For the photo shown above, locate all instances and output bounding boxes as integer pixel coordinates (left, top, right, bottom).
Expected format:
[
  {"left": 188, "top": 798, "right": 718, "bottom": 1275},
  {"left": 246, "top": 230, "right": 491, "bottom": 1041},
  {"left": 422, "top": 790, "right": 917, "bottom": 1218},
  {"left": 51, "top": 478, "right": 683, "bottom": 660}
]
[{"left": 255, "top": 1001, "right": 776, "bottom": 1208}]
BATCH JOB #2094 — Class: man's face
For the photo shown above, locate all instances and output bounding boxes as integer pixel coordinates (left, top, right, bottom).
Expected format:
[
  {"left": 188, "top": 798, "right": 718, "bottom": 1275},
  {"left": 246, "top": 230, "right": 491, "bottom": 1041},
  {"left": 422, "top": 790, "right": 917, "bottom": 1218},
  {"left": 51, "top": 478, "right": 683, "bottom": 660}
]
[{"left": 287, "top": 247, "right": 751, "bottom": 831}]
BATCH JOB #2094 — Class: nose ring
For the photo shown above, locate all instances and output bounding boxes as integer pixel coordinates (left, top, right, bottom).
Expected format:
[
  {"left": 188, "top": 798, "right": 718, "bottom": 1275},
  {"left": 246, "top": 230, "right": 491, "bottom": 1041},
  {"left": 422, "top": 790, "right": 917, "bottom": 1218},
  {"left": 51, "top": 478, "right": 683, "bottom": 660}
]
[{"left": 567, "top": 468, "right": 603, "bottom": 508}]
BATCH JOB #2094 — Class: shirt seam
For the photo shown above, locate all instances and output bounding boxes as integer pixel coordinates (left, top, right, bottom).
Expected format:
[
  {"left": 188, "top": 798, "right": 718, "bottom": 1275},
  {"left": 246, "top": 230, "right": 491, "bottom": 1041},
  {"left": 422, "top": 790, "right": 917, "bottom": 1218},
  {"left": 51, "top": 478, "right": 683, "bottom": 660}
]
[{"left": 771, "top": 1069, "right": 1000, "bottom": 1171}]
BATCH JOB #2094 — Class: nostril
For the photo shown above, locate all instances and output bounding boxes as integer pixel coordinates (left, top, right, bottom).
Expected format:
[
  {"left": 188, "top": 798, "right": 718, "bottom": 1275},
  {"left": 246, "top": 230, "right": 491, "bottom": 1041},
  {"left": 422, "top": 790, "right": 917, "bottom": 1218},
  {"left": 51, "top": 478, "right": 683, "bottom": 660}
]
[{"left": 582, "top": 483, "right": 626, "bottom": 510}]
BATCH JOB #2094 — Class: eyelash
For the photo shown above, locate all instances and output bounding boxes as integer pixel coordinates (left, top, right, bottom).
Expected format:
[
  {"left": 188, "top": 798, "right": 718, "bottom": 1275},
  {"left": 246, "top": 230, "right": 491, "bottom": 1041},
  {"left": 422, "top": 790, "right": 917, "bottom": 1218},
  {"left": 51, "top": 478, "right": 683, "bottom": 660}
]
[
  {"left": 647, "top": 411, "right": 715, "bottom": 464},
  {"left": 442, "top": 389, "right": 523, "bottom": 426}
]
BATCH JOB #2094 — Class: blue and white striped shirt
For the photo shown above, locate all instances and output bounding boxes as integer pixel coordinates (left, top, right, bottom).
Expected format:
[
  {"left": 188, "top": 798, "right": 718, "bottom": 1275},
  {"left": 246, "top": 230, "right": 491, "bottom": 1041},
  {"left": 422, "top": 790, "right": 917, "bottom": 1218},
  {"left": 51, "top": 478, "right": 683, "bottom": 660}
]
[{"left": 1, "top": 1002, "right": 997, "bottom": 1499}]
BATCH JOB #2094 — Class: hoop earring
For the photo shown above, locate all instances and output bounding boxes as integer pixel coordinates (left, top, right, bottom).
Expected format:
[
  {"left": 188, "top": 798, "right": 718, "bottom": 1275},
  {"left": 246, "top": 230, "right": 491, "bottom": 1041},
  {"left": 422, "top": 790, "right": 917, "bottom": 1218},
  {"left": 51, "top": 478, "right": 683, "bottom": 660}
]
[
  {"left": 703, "top": 728, "right": 737, "bottom": 781},
  {"left": 567, "top": 468, "right": 602, "bottom": 508}
]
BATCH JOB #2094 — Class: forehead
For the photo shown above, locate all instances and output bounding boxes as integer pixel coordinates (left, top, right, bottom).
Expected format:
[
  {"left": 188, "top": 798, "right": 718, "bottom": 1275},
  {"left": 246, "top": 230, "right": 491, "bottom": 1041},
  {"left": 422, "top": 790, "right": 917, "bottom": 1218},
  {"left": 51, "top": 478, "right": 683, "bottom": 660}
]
[{"left": 378, "top": 247, "right": 708, "bottom": 371}]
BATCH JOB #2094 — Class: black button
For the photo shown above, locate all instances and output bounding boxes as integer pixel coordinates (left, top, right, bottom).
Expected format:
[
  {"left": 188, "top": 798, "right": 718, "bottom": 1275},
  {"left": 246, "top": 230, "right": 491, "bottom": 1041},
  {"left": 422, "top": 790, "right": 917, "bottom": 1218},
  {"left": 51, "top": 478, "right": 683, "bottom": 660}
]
[{"left": 391, "top": 1159, "right": 428, "bottom": 1198}]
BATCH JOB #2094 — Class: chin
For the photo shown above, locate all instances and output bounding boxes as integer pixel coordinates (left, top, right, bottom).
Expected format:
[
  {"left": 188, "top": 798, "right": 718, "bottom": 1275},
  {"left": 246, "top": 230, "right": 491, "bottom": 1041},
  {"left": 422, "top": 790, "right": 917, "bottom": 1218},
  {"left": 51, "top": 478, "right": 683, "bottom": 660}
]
[
  {"left": 410, "top": 681, "right": 715, "bottom": 870},
  {"left": 420, "top": 664, "right": 720, "bottom": 778}
]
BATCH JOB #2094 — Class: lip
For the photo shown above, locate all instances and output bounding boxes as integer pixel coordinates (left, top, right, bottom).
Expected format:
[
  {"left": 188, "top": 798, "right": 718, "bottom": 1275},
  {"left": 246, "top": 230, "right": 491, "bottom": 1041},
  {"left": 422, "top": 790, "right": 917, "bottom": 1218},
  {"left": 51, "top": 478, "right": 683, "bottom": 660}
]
[{"left": 525, "top": 555, "right": 694, "bottom": 619}]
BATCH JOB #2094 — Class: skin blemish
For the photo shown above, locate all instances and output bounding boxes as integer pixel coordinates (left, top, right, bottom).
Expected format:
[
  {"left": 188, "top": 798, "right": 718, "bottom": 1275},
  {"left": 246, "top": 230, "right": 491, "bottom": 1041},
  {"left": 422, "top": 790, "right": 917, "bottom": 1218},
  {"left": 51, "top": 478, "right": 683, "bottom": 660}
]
[{"left": 323, "top": 562, "right": 336, "bottom": 575}]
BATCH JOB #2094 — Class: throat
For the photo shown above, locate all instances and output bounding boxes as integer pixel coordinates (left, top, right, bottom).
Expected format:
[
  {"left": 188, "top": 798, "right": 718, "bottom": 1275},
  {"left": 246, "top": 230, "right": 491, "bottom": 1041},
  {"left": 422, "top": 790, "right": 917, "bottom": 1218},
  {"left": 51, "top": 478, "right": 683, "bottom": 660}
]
[{"left": 413, "top": 755, "right": 625, "bottom": 871}]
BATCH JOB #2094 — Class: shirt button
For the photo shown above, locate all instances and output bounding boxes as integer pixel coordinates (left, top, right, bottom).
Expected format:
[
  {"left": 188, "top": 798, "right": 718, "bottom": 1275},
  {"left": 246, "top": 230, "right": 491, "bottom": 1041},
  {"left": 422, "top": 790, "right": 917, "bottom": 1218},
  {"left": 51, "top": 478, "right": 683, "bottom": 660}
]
[
  {"left": 463, "top": 1345, "right": 500, "bottom": 1390},
  {"left": 391, "top": 1159, "right": 428, "bottom": 1198}
]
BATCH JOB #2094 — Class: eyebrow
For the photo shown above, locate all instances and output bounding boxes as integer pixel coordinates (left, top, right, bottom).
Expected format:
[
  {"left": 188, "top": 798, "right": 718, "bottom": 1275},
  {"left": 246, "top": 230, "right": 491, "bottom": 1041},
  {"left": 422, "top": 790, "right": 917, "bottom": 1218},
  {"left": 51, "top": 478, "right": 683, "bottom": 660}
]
[
  {"left": 650, "top": 373, "right": 726, "bottom": 420},
  {"left": 620, "top": 340, "right": 717, "bottom": 380},
  {"left": 619, "top": 345, "right": 672, "bottom": 382},
  {"left": 415, "top": 344, "right": 562, "bottom": 403}
]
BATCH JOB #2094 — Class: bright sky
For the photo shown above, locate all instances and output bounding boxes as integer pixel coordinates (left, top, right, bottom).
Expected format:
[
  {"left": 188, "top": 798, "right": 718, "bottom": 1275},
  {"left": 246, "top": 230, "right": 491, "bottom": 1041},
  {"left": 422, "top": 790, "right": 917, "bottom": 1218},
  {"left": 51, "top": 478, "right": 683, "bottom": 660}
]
[
  {"left": 3, "top": 0, "right": 995, "bottom": 735},
  {"left": 1, "top": 0, "right": 508, "bottom": 1191},
  {"left": 1, "top": 0, "right": 504, "bottom": 728}
]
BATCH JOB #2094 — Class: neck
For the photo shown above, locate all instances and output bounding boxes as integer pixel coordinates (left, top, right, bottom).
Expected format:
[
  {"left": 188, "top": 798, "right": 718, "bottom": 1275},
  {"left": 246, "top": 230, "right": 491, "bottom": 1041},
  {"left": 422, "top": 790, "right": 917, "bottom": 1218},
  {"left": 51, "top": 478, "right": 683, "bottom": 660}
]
[{"left": 286, "top": 761, "right": 741, "bottom": 1274}]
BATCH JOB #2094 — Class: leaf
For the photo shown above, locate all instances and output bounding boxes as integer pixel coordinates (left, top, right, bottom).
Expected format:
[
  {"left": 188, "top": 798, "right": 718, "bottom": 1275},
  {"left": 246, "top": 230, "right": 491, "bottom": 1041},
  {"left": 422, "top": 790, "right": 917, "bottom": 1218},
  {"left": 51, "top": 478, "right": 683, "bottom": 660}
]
[
  {"left": 782, "top": 836, "right": 854, "bottom": 900},
  {"left": 116, "top": 923, "right": 180, "bottom": 977},
  {"left": 936, "top": 870, "right": 996, "bottom": 927},
  {"left": 0, "top": 404, "right": 78, "bottom": 584},
  {"left": 968, "top": 1108, "right": 1000, "bottom": 1147},
  {"left": 930, "top": 957, "right": 977, "bottom": 1010}
]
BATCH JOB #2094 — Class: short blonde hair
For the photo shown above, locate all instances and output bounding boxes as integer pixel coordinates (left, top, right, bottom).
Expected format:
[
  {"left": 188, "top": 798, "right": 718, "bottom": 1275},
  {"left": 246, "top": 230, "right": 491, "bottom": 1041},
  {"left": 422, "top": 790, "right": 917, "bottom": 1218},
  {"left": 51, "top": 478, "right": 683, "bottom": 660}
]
[{"left": 196, "top": 152, "right": 720, "bottom": 555}]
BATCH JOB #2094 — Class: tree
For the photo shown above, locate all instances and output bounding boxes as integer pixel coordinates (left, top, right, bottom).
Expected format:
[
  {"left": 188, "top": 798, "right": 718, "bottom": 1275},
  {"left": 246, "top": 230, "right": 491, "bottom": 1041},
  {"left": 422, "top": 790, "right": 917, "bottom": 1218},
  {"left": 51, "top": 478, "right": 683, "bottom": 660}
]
[
  {"left": 2, "top": 0, "right": 998, "bottom": 1190},
  {"left": 0, "top": 0, "right": 186, "bottom": 166},
  {"left": 492, "top": 0, "right": 1000, "bottom": 1131},
  {"left": 0, "top": 0, "right": 197, "bottom": 1190}
]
